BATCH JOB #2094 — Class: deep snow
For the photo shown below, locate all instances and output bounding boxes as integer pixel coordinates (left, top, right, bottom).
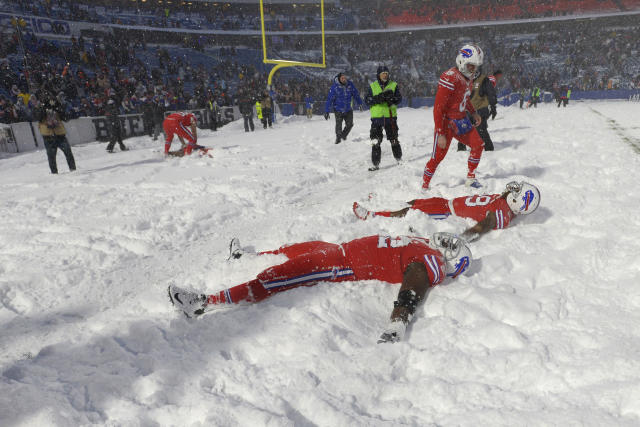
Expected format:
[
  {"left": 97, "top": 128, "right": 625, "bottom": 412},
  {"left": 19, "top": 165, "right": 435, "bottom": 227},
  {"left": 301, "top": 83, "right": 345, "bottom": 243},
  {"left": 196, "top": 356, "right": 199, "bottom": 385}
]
[{"left": 1, "top": 100, "right": 640, "bottom": 426}]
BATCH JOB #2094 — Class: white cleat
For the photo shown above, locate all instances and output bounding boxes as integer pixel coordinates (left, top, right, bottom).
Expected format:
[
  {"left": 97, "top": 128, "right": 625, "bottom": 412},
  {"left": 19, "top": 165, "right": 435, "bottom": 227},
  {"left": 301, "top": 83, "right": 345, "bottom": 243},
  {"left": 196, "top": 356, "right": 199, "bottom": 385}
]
[
  {"left": 168, "top": 284, "right": 208, "bottom": 318},
  {"left": 228, "top": 237, "right": 244, "bottom": 260},
  {"left": 465, "top": 178, "right": 482, "bottom": 188}
]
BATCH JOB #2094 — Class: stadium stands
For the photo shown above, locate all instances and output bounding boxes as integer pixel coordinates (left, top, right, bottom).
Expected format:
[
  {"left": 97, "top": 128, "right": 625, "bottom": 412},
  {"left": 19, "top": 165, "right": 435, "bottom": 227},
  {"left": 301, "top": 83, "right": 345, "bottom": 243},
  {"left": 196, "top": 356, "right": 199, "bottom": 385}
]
[{"left": 0, "top": 0, "right": 638, "bottom": 123}]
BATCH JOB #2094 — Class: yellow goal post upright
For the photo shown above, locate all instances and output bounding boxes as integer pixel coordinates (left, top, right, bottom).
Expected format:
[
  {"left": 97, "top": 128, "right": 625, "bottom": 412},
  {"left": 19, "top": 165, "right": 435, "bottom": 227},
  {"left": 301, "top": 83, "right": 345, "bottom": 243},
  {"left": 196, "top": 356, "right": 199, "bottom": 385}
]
[{"left": 259, "top": 0, "right": 327, "bottom": 89}]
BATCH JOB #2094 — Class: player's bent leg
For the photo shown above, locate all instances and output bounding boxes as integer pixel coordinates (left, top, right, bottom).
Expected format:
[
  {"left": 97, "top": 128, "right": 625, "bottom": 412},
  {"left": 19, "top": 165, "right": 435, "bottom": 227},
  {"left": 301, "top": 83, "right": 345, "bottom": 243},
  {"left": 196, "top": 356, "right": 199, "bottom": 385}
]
[
  {"left": 423, "top": 132, "right": 451, "bottom": 188},
  {"left": 206, "top": 279, "right": 269, "bottom": 306},
  {"left": 460, "top": 130, "right": 484, "bottom": 177}
]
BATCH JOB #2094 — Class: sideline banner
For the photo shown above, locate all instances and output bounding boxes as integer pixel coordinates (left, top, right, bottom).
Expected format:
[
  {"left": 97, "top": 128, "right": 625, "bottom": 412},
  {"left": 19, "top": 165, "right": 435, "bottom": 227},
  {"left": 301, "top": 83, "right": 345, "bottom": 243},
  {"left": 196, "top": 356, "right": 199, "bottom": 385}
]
[
  {"left": 89, "top": 106, "right": 239, "bottom": 140},
  {"left": 4, "top": 106, "right": 241, "bottom": 153},
  {"left": 0, "top": 13, "right": 98, "bottom": 38}
]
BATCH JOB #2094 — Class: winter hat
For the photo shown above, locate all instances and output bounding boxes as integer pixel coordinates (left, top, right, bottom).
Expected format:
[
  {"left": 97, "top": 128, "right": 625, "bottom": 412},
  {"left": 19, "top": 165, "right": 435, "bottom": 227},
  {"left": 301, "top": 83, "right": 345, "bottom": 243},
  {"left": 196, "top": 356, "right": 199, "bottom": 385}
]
[{"left": 376, "top": 65, "right": 389, "bottom": 78}]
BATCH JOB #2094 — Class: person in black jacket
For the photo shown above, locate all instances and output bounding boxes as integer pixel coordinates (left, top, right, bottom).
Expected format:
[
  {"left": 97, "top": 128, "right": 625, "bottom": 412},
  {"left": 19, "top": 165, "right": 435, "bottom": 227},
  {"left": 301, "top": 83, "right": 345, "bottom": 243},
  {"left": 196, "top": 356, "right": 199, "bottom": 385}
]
[
  {"left": 207, "top": 97, "right": 219, "bottom": 131},
  {"left": 105, "top": 96, "right": 127, "bottom": 153},
  {"left": 458, "top": 72, "right": 497, "bottom": 152},
  {"left": 238, "top": 93, "right": 255, "bottom": 132},
  {"left": 151, "top": 96, "right": 167, "bottom": 141},
  {"left": 141, "top": 95, "right": 155, "bottom": 138}
]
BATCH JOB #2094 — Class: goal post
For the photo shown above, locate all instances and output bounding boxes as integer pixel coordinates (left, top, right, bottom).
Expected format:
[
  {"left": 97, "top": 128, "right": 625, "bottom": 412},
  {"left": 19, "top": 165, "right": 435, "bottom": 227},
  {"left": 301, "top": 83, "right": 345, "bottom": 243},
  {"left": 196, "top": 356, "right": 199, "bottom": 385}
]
[{"left": 259, "top": 0, "right": 327, "bottom": 87}]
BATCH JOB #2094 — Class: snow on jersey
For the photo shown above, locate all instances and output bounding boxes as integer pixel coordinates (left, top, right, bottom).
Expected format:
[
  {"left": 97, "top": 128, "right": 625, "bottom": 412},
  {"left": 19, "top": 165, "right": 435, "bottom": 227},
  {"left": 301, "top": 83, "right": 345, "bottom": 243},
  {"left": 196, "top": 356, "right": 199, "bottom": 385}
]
[
  {"left": 433, "top": 66, "right": 475, "bottom": 134},
  {"left": 165, "top": 112, "right": 196, "bottom": 126},
  {"left": 450, "top": 194, "right": 513, "bottom": 229},
  {"left": 342, "top": 235, "right": 446, "bottom": 286}
]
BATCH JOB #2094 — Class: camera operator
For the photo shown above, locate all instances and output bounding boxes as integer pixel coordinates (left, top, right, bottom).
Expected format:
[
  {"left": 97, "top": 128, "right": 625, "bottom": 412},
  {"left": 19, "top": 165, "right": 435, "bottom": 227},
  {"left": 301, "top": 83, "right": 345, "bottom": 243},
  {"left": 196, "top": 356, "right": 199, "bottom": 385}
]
[{"left": 34, "top": 93, "right": 76, "bottom": 174}]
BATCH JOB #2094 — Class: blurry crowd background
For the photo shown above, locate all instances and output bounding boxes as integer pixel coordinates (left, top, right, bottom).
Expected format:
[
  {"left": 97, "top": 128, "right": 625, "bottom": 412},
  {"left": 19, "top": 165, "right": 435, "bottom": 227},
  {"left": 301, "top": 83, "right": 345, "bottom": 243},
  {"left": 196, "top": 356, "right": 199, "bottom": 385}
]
[{"left": 0, "top": 0, "right": 638, "bottom": 124}]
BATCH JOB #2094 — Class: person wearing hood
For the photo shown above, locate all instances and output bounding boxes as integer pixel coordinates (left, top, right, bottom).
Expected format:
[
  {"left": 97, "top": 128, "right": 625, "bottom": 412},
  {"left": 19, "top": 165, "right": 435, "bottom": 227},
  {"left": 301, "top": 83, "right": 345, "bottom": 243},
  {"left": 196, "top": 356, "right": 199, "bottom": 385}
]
[
  {"left": 363, "top": 65, "right": 403, "bottom": 171},
  {"left": 324, "top": 72, "right": 363, "bottom": 144}
]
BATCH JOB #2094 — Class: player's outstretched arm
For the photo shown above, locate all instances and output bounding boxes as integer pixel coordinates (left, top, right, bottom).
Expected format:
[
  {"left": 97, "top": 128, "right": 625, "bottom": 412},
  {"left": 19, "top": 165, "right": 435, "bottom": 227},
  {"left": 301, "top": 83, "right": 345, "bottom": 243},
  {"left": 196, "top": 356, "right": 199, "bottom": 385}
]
[
  {"left": 461, "top": 211, "right": 497, "bottom": 242},
  {"left": 378, "top": 262, "right": 430, "bottom": 343}
]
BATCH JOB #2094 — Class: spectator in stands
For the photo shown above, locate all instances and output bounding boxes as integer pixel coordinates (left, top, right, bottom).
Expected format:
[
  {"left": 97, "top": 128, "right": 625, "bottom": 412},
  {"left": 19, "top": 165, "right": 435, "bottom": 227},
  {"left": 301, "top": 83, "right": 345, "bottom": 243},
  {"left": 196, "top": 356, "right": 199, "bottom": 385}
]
[
  {"left": 259, "top": 91, "right": 274, "bottom": 129},
  {"left": 34, "top": 93, "right": 76, "bottom": 174},
  {"left": 364, "top": 65, "right": 402, "bottom": 170},
  {"left": 324, "top": 72, "right": 363, "bottom": 144},
  {"left": 105, "top": 96, "right": 127, "bottom": 153}
]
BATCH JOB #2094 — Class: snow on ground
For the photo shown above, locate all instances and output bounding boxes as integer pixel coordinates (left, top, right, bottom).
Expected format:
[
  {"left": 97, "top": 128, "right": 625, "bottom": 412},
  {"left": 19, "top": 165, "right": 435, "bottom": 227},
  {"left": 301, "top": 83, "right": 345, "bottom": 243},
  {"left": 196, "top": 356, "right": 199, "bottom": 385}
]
[{"left": 1, "top": 100, "right": 640, "bottom": 426}]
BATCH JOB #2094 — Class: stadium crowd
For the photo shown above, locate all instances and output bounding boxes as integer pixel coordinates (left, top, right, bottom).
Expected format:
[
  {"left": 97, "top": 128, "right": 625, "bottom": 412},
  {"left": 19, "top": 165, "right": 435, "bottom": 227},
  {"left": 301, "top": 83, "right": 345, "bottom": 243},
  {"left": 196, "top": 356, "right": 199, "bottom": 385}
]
[{"left": 0, "top": 0, "right": 639, "bottom": 124}]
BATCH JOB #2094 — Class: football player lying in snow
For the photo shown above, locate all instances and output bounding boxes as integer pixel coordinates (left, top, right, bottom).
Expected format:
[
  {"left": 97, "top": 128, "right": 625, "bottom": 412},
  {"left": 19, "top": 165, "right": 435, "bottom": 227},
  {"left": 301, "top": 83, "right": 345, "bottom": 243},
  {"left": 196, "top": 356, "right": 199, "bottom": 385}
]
[
  {"left": 353, "top": 181, "right": 540, "bottom": 242},
  {"left": 168, "top": 232, "right": 472, "bottom": 344}
]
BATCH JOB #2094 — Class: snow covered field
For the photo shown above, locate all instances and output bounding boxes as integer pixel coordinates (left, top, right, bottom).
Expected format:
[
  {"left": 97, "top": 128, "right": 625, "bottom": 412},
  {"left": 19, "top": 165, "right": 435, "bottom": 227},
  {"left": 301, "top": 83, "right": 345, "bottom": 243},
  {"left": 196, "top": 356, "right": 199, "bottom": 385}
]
[{"left": 1, "top": 100, "right": 640, "bottom": 426}]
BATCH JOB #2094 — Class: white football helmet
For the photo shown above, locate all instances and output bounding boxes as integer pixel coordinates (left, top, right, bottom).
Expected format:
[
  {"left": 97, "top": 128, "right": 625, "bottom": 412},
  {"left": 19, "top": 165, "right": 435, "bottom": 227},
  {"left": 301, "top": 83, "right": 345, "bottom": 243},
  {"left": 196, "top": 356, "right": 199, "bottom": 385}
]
[
  {"left": 505, "top": 181, "right": 540, "bottom": 215},
  {"left": 456, "top": 44, "right": 484, "bottom": 79},
  {"left": 432, "top": 232, "right": 472, "bottom": 278}
]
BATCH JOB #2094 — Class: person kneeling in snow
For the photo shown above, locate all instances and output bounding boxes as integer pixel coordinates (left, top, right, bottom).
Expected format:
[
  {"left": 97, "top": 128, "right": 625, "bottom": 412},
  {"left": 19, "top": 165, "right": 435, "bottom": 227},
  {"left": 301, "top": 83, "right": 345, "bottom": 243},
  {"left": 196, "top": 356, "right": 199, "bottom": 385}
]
[
  {"left": 163, "top": 111, "right": 208, "bottom": 156},
  {"left": 168, "top": 233, "right": 472, "bottom": 344},
  {"left": 353, "top": 181, "right": 540, "bottom": 242}
]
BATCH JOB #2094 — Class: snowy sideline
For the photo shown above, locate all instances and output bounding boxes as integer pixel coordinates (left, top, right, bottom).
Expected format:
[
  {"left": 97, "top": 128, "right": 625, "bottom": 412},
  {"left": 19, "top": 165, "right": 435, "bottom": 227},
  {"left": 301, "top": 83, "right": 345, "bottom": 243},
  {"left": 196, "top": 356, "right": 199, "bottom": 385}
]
[{"left": 1, "top": 101, "right": 640, "bottom": 426}]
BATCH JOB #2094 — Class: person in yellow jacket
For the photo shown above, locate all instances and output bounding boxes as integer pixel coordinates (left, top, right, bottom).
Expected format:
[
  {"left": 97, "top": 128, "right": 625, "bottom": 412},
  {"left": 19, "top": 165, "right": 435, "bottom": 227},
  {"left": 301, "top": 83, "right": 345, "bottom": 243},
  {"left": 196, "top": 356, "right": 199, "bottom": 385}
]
[
  {"left": 363, "top": 65, "right": 402, "bottom": 171},
  {"left": 558, "top": 86, "right": 571, "bottom": 107},
  {"left": 255, "top": 100, "right": 262, "bottom": 121},
  {"left": 259, "top": 91, "right": 273, "bottom": 128},
  {"left": 34, "top": 94, "right": 76, "bottom": 174}
]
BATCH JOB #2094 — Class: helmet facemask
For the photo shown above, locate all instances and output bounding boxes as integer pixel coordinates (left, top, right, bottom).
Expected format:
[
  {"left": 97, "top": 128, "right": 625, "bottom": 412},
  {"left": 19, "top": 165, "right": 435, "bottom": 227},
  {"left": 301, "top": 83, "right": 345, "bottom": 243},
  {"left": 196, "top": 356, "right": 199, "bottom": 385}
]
[{"left": 432, "top": 232, "right": 472, "bottom": 278}]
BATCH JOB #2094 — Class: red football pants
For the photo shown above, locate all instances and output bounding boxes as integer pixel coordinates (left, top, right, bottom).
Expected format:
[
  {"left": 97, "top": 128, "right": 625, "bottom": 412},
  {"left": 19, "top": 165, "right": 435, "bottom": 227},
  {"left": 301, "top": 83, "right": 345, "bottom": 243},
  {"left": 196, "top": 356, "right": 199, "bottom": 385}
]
[
  {"left": 163, "top": 119, "right": 196, "bottom": 153},
  {"left": 423, "top": 126, "right": 484, "bottom": 185},
  {"left": 207, "top": 241, "right": 355, "bottom": 305},
  {"left": 410, "top": 197, "right": 451, "bottom": 216}
]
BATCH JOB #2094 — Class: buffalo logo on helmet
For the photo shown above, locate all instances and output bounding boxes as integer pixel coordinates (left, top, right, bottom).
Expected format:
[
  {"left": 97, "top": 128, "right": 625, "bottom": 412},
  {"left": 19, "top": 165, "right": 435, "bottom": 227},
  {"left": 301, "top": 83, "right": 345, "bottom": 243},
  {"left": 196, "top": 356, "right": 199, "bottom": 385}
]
[
  {"left": 520, "top": 190, "right": 536, "bottom": 212},
  {"left": 450, "top": 256, "right": 470, "bottom": 278},
  {"left": 460, "top": 48, "right": 474, "bottom": 58}
]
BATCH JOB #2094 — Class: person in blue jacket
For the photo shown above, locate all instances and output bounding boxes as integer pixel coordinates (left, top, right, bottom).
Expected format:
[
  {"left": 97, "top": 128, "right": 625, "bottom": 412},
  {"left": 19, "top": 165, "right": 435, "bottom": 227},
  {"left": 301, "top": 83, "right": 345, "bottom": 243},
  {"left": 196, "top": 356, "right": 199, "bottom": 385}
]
[
  {"left": 304, "top": 93, "right": 314, "bottom": 118},
  {"left": 324, "top": 72, "right": 363, "bottom": 144}
]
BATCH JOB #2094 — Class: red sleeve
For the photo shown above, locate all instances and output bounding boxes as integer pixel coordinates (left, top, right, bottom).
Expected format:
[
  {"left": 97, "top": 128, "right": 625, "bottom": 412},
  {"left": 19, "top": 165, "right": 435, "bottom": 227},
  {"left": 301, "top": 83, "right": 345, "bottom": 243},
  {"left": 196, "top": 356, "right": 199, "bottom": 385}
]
[
  {"left": 433, "top": 74, "right": 453, "bottom": 134},
  {"left": 492, "top": 199, "right": 513, "bottom": 229}
]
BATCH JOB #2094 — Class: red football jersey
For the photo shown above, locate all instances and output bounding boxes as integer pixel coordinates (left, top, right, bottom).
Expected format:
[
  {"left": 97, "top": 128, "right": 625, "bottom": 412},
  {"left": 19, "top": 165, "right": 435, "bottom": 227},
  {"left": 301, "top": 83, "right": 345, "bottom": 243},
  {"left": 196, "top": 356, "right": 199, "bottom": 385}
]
[
  {"left": 165, "top": 112, "right": 196, "bottom": 126},
  {"left": 342, "top": 235, "right": 446, "bottom": 286},
  {"left": 433, "top": 67, "right": 475, "bottom": 134},
  {"left": 450, "top": 194, "right": 513, "bottom": 229}
]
